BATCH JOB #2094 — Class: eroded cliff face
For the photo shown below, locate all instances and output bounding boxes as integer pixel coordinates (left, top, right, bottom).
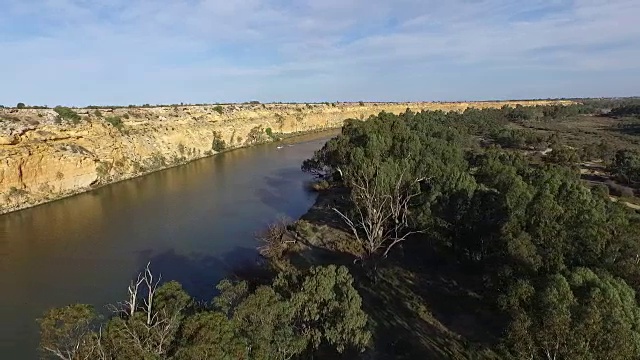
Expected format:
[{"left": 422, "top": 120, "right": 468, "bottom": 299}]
[{"left": 0, "top": 101, "right": 572, "bottom": 214}]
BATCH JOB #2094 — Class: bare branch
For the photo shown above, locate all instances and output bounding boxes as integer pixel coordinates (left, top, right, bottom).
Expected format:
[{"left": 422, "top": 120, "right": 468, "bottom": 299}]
[
  {"left": 332, "top": 207, "right": 362, "bottom": 245},
  {"left": 141, "top": 262, "right": 161, "bottom": 326},
  {"left": 256, "top": 216, "right": 294, "bottom": 258},
  {"left": 335, "top": 164, "right": 425, "bottom": 259},
  {"left": 382, "top": 230, "right": 426, "bottom": 258}
]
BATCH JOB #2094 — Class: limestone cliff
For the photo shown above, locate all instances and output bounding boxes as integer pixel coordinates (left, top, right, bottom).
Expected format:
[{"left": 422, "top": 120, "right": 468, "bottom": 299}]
[{"left": 0, "top": 101, "right": 572, "bottom": 214}]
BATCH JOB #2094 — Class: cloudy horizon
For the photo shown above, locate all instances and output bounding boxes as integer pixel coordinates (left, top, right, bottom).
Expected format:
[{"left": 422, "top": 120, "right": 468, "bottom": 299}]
[{"left": 1, "top": 0, "right": 639, "bottom": 106}]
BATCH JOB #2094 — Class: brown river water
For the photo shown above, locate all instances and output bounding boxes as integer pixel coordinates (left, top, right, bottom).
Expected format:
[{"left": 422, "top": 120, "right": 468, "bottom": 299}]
[{"left": 0, "top": 131, "right": 336, "bottom": 359}]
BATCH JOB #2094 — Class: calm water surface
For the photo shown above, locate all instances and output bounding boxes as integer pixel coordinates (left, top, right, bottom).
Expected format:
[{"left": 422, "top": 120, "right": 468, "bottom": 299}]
[{"left": 0, "top": 131, "right": 335, "bottom": 359}]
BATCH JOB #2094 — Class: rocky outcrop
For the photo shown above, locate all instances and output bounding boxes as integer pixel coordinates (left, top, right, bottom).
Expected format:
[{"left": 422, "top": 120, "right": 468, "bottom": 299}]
[{"left": 0, "top": 101, "right": 572, "bottom": 214}]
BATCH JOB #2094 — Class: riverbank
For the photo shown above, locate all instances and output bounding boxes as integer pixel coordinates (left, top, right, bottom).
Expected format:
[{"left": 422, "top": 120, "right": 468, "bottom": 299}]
[
  {"left": 1, "top": 128, "right": 341, "bottom": 216},
  {"left": 0, "top": 100, "right": 572, "bottom": 214},
  {"left": 0, "top": 135, "right": 331, "bottom": 359}
]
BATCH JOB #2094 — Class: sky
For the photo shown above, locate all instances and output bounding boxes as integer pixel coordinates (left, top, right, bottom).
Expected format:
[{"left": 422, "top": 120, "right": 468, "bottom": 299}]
[{"left": 0, "top": 0, "right": 639, "bottom": 106}]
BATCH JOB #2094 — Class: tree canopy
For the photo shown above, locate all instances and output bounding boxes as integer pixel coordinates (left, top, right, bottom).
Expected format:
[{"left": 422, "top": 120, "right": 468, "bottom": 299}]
[
  {"left": 41, "top": 102, "right": 640, "bottom": 359},
  {"left": 39, "top": 265, "right": 370, "bottom": 360}
]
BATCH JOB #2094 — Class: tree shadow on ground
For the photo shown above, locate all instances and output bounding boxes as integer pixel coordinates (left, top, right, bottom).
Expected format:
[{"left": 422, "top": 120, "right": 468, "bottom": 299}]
[
  {"left": 351, "top": 256, "right": 499, "bottom": 360},
  {"left": 605, "top": 119, "right": 640, "bottom": 137},
  {"left": 299, "top": 187, "right": 354, "bottom": 232},
  {"left": 404, "top": 242, "right": 504, "bottom": 340},
  {"left": 295, "top": 200, "right": 499, "bottom": 359}
]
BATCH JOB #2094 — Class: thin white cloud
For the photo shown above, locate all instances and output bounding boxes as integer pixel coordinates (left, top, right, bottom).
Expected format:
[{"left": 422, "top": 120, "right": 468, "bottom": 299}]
[{"left": 0, "top": 0, "right": 638, "bottom": 105}]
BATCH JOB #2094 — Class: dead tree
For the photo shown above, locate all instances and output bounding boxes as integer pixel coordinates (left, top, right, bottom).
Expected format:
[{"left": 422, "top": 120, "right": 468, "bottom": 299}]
[
  {"left": 109, "top": 263, "right": 184, "bottom": 357},
  {"left": 333, "top": 166, "right": 424, "bottom": 260},
  {"left": 256, "top": 216, "right": 295, "bottom": 258}
]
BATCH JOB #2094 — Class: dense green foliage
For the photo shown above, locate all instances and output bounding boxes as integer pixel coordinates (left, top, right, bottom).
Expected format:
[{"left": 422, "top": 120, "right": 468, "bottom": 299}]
[
  {"left": 211, "top": 131, "right": 227, "bottom": 152},
  {"left": 303, "top": 104, "right": 640, "bottom": 358},
  {"left": 39, "top": 265, "right": 369, "bottom": 359},
  {"left": 611, "top": 149, "right": 640, "bottom": 185},
  {"left": 54, "top": 106, "right": 82, "bottom": 124},
  {"left": 105, "top": 116, "right": 124, "bottom": 131}
]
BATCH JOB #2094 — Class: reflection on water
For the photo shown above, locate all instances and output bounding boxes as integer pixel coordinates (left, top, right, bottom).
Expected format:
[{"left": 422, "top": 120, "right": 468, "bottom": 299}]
[{"left": 0, "top": 131, "right": 336, "bottom": 359}]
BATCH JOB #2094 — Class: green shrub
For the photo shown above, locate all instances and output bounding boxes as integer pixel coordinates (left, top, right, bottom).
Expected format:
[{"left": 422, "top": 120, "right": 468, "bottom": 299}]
[
  {"left": 246, "top": 126, "right": 266, "bottom": 144},
  {"left": 212, "top": 105, "right": 224, "bottom": 115},
  {"left": 95, "top": 162, "right": 111, "bottom": 179},
  {"left": 6, "top": 186, "right": 28, "bottom": 199},
  {"left": 94, "top": 109, "right": 103, "bottom": 117},
  {"left": 105, "top": 116, "right": 124, "bottom": 131},
  {"left": 17, "top": 102, "right": 26, "bottom": 109},
  {"left": 54, "top": 106, "right": 81, "bottom": 124},
  {"left": 358, "top": 101, "right": 365, "bottom": 106},
  {"left": 265, "top": 127, "right": 280, "bottom": 141},
  {"left": 211, "top": 131, "right": 226, "bottom": 152}
]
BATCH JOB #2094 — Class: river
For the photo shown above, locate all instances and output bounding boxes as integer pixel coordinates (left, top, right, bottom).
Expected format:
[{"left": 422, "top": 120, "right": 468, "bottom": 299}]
[{"left": 0, "top": 131, "right": 336, "bottom": 359}]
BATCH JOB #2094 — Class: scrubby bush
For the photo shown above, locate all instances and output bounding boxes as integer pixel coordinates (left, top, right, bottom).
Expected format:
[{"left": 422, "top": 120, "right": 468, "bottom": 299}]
[
  {"left": 105, "top": 116, "right": 124, "bottom": 131},
  {"left": 246, "top": 126, "right": 266, "bottom": 145},
  {"left": 309, "top": 179, "right": 330, "bottom": 191},
  {"left": 212, "top": 105, "right": 223, "bottom": 115},
  {"left": 611, "top": 149, "right": 640, "bottom": 184},
  {"left": 16, "top": 102, "right": 26, "bottom": 109},
  {"left": 211, "top": 131, "right": 226, "bottom": 152},
  {"left": 256, "top": 216, "right": 293, "bottom": 258},
  {"left": 53, "top": 106, "right": 81, "bottom": 124}
]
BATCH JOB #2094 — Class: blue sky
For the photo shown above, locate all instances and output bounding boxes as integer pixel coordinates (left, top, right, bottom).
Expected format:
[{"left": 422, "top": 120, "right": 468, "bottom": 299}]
[{"left": 1, "top": 0, "right": 639, "bottom": 106}]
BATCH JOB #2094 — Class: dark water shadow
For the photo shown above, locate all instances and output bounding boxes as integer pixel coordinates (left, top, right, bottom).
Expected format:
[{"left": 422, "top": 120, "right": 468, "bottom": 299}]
[
  {"left": 134, "top": 246, "right": 265, "bottom": 301},
  {"left": 256, "top": 166, "right": 316, "bottom": 214}
]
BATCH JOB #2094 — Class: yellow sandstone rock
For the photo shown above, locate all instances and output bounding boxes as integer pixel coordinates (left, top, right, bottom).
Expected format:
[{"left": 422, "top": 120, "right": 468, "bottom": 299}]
[{"left": 0, "top": 101, "right": 572, "bottom": 214}]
